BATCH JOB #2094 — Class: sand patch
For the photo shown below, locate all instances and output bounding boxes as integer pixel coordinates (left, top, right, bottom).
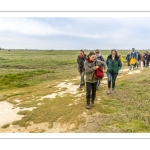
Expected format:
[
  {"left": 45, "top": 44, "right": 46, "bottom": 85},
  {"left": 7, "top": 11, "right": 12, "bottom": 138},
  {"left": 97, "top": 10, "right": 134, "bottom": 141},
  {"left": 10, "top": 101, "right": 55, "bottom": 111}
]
[
  {"left": 3, "top": 121, "right": 76, "bottom": 133},
  {"left": 41, "top": 82, "right": 79, "bottom": 100},
  {"left": 0, "top": 101, "right": 37, "bottom": 127},
  {"left": 73, "top": 79, "right": 77, "bottom": 81},
  {"left": 41, "top": 93, "right": 57, "bottom": 99},
  {"left": 128, "top": 70, "right": 141, "bottom": 75},
  {"left": 117, "top": 76, "right": 123, "bottom": 78},
  {"left": 14, "top": 98, "right": 21, "bottom": 103},
  {"left": 120, "top": 68, "right": 130, "bottom": 73},
  {"left": 101, "top": 80, "right": 107, "bottom": 84},
  {"left": 0, "top": 101, "right": 22, "bottom": 127}
]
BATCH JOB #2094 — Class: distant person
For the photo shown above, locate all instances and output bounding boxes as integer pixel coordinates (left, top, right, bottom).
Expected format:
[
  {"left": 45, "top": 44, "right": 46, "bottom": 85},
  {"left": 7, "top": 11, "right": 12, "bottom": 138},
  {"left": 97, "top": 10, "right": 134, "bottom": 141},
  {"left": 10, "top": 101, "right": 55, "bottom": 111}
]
[
  {"left": 84, "top": 51, "right": 107, "bottom": 109},
  {"left": 95, "top": 49, "right": 105, "bottom": 90},
  {"left": 77, "top": 50, "right": 86, "bottom": 88},
  {"left": 140, "top": 53, "right": 144, "bottom": 67},
  {"left": 126, "top": 52, "right": 130, "bottom": 66},
  {"left": 130, "top": 48, "right": 138, "bottom": 60},
  {"left": 147, "top": 51, "right": 150, "bottom": 67},
  {"left": 143, "top": 52, "right": 145, "bottom": 67},
  {"left": 119, "top": 55, "right": 124, "bottom": 65},
  {"left": 130, "top": 48, "right": 138, "bottom": 68},
  {"left": 106, "top": 49, "right": 122, "bottom": 95},
  {"left": 129, "top": 55, "right": 136, "bottom": 70},
  {"left": 143, "top": 51, "right": 149, "bottom": 67},
  {"left": 137, "top": 52, "right": 141, "bottom": 68}
]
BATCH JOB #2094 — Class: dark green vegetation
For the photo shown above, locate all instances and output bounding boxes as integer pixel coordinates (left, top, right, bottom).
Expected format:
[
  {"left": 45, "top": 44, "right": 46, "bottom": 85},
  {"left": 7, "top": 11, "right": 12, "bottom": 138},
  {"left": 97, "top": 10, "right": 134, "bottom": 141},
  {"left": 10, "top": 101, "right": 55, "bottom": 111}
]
[
  {"left": 0, "top": 50, "right": 80, "bottom": 90},
  {"left": 0, "top": 49, "right": 150, "bottom": 132}
]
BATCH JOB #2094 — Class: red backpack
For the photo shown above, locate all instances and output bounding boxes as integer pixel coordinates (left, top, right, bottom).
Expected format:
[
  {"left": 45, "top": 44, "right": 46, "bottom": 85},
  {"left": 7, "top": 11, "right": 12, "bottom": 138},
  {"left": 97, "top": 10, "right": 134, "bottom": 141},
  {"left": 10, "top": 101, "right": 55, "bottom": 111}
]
[{"left": 94, "top": 62, "right": 104, "bottom": 79}]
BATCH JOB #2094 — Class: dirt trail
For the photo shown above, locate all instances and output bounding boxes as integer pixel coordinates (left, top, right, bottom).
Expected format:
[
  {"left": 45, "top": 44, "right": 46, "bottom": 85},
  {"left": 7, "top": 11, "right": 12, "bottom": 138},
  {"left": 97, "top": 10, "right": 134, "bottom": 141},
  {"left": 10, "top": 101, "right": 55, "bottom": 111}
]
[{"left": 0, "top": 66, "right": 145, "bottom": 132}]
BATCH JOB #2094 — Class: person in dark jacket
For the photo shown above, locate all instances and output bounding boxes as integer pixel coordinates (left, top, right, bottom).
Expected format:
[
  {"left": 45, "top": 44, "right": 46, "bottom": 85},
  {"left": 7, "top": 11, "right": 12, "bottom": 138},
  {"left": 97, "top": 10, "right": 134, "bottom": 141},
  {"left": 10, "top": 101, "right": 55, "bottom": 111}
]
[
  {"left": 144, "top": 51, "right": 149, "bottom": 67},
  {"left": 147, "top": 52, "right": 150, "bottom": 67},
  {"left": 137, "top": 52, "right": 141, "bottom": 68},
  {"left": 84, "top": 51, "right": 107, "bottom": 109},
  {"left": 106, "top": 49, "right": 122, "bottom": 94},
  {"left": 77, "top": 50, "right": 86, "bottom": 88},
  {"left": 126, "top": 52, "right": 130, "bottom": 66},
  {"left": 95, "top": 49, "right": 105, "bottom": 90}
]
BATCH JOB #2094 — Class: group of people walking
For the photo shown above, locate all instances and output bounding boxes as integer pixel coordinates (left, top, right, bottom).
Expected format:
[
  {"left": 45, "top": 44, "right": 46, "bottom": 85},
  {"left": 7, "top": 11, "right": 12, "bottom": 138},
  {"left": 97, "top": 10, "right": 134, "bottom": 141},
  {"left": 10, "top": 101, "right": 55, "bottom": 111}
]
[
  {"left": 126, "top": 48, "right": 150, "bottom": 70},
  {"left": 77, "top": 49, "right": 122, "bottom": 109}
]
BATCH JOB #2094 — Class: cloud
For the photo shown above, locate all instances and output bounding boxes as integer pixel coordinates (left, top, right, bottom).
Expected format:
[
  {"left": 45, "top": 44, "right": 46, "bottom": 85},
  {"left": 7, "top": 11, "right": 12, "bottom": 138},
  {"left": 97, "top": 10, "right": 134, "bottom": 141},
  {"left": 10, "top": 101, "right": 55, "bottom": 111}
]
[
  {"left": 0, "top": 17, "right": 150, "bottom": 49},
  {"left": 0, "top": 18, "right": 62, "bottom": 36}
]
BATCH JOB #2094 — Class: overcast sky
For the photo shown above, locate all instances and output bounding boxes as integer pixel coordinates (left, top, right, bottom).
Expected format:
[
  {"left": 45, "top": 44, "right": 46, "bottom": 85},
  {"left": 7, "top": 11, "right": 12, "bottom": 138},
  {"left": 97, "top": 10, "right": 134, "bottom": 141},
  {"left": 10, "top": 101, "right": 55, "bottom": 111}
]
[{"left": 0, "top": 17, "right": 150, "bottom": 50}]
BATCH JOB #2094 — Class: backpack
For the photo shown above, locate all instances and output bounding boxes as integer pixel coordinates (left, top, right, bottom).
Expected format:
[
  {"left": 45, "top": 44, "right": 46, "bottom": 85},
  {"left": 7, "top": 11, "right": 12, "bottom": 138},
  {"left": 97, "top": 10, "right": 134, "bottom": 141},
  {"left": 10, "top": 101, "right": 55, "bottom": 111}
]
[
  {"left": 130, "top": 51, "right": 137, "bottom": 59},
  {"left": 94, "top": 62, "right": 104, "bottom": 79}
]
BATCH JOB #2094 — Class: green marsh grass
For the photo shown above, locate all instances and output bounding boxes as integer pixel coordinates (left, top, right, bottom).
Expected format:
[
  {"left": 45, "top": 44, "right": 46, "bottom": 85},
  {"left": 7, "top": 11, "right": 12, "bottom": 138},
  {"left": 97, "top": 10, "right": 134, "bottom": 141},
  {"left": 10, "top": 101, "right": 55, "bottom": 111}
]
[{"left": 1, "top": 50, "right": 150, "bottom": 132}]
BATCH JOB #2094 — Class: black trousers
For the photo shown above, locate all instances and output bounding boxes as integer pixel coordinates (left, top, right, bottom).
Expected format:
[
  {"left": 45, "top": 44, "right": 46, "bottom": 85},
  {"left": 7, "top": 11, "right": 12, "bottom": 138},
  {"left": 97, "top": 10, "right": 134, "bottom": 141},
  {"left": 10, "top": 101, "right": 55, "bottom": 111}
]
[{"left": 86, "top": 82, "right": 97, "bottom": 104}]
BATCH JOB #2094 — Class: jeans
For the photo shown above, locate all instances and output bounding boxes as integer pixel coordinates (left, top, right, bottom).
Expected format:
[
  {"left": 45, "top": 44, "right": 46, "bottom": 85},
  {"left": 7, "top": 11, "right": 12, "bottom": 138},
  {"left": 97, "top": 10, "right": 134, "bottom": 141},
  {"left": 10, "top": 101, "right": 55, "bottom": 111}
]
[
  {"left": 137, "top": 60, "right": 141, "bottom": 67},
  {"left": 145, "top": 59, "right": 148, "bottom": 67},
  {"left": 96, "top": 79, "right": 101, "bottom": 89},
  {"left": 107, "top": 72, "right": 118, "bottom": 89},
  {"left": 80, "top": 71, "right": 85, "bottom": 85},
  {"left": 86, "top": 82, "right": 97, "bottom": 104}
]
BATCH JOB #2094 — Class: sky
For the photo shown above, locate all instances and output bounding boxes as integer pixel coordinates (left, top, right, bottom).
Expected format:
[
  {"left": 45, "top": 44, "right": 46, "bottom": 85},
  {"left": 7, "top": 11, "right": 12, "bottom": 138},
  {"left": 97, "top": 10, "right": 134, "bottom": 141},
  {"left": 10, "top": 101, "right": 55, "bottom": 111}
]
[{"left": 0, "top": 17, "right": 150, "bottom": 50}]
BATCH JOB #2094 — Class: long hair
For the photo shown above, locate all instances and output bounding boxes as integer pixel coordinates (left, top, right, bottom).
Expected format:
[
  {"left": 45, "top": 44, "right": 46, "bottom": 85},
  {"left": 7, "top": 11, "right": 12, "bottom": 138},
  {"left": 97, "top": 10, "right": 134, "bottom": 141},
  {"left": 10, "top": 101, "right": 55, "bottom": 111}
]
[
  {"left": 111, "top": 49, "right": 118, "bottom": 56},
  {"left": 86, "top": 51, "right": 95, "bottom": 60},
  {"left": 80, "top": 49, "right": 84, "bottom": 54}
]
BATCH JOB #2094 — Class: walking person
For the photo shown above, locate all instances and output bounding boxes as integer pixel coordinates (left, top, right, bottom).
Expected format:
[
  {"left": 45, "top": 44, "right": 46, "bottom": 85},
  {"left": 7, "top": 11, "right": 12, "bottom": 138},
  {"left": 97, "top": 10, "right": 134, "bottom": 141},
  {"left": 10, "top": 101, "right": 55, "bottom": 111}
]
[
  {"left": 95, "top": 49, "right": 105, "bottom": 90},
  {"left": 147, "top": 52, "right": 150, "bottom": 67},
  {"left": 137, "top": 52, "right": 141, "bottom": 68},
  {"left": 129, "top": 55, "right": 136, "bottom": 70},
  {"left": 106, "top": 49, "right": 122, "bottom": 95},
  {"left": 144, "top": 52, "right": 149, "bottom": 67},
  {"left": 119, "top": 54, "right": 124, "bottom": 65},
  {"left": 77, "top": 50, "right": 86, "bottom": 88},
  {"left": 84, "top": 51, "right": 107, "bottom": 109},
  {"left": 126, "top": 52, "right": 130, "bottom": 66},
  {"left": 143, "top": 52, "right": 146, "bottom": 67},
  {"left": 130, "top": 48, "right": 138, "bottom": 68}
]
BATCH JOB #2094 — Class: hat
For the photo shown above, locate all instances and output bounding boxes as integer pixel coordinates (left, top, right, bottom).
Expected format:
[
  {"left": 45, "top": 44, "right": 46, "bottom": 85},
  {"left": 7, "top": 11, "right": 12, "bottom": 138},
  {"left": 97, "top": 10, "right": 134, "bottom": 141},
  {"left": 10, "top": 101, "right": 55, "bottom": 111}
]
[{"left": 95, "top": 49, "right": 99, "bottom": 53}]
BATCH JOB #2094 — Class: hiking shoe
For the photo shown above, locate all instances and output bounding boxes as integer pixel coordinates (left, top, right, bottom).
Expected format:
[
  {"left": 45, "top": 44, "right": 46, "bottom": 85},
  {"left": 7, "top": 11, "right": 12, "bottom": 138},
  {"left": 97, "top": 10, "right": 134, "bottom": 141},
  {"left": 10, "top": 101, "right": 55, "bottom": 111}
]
[
  {"left": 86, "top": 105, "right": 90, "bottom": 109},
  {"left": 111, "top": 89, "right": 115, "bottom": 94},
  {"left": 91, "top": 103, "right": 94, "bottom": 107},
  {"left": 91, "top": 100, "right": 94, "bottom": 107},
  {"left": 107, "top": 89, "right": 111, "bottom": 95},
  {"left": 82, "top": 83, "right": 85, "bottom": 86}
]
